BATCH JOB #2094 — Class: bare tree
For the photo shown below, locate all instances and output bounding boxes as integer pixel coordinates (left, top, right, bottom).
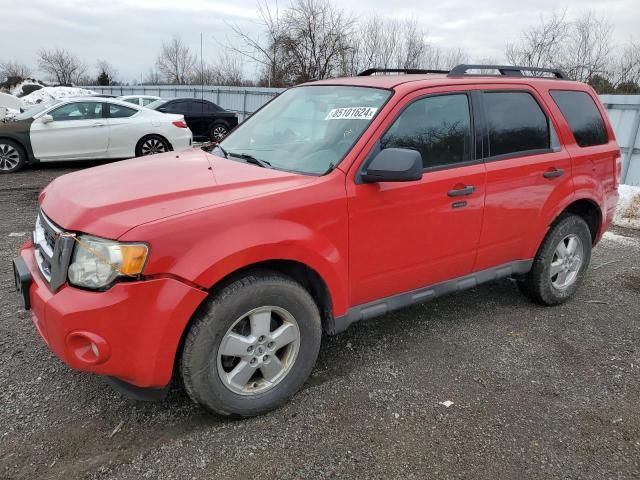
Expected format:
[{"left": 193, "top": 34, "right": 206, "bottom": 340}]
[
  {"left": 280, "top": 0, "right": 354, "bottom": 83},
  {"left": 609, "top": 41, "right": 640, "bottom": 88},
  {"left": 156, "top": 37, "right": 196, "bottom": 84},
  {"left": 37, "top": 48, "right": 87, "bottom": 84},
  {"left": 505, "top": 10, "right": 568, "bottom": 69},
  {"left": 226, "top": 0, "right": 286, "bottom": 87},
  {"left": 560, "top": 12, "right": 612, "bottom": 82},
  {"left": 0, "top": 60, "right": 32, "bottom": 81},
  {"left": 143, "top": 67, "right": 162, "bottom": 85}
]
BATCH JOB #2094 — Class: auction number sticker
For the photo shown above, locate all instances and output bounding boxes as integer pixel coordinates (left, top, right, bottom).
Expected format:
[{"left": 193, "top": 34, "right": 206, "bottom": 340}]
[{"left": 325, "top": 107, "right": 378, "bottom": 120}]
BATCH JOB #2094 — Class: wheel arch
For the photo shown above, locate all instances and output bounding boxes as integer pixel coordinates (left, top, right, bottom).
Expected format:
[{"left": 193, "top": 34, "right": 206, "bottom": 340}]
[
  {"left": 173, "top": 259, "right": 336, "bottom": 384},
  {"left": 0, "top": 135, "right": 34, "bottom": 162}
]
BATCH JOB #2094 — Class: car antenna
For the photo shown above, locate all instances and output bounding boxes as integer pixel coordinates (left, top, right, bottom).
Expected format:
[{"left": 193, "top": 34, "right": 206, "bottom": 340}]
[{"left": 200, "top": 32, "right": 204, "bottom": 109}]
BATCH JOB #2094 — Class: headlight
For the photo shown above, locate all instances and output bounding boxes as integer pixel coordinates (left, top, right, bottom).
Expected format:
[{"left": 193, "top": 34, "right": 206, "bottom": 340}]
[{"left": 67, "top": 235, "right": 149, "bottom": 289}]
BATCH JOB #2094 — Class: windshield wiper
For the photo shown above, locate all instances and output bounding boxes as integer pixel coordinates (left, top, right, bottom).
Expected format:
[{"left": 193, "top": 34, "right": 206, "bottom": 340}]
[{"left": 227, "top": 151, "right": 272, "bottom": 169}]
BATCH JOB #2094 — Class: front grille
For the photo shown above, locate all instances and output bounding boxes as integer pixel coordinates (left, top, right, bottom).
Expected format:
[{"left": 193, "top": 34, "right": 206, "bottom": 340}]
[{"left": 32, "top": 210, "right": 74, "bottom": 291}]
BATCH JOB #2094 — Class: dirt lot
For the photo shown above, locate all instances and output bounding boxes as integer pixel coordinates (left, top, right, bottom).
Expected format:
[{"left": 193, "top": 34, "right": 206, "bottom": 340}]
[{"left": 1, "top": 162, "right": 639, "bottom": 480}]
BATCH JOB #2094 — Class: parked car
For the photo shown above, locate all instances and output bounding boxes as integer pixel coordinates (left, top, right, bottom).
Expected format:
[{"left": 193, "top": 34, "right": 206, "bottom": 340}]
[
  {"left": 118, "top": 95, "right": 161, "bottom": 107},
  {"left": 0, "top": 97, "right": 192, "bottom": 173},
  {"left": 13, "top": 65, "right": 620, "bottom": 417},
  {"left": 147, "top": 97, "right": 238, "bottom": 141}
]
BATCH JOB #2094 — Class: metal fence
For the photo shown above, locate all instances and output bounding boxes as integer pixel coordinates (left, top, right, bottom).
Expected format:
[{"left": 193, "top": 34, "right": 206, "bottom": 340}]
[
  {"left": 601, "top": 95, "right": 640, "bottom": 186},
  {"left": 84, "top": 85, "right": 284, "bottom": 121},
  {"left": 85, "top": 86, "right": 640, "bottom": 186}
]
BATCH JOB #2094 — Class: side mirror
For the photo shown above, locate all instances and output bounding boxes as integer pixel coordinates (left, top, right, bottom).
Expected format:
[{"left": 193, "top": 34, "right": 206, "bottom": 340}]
[
  {"left": 41, "top": 114, "right": 54, "bottom": 124},
  {"left": 362, "top": 148, "right": 423, "bottom": 183}
]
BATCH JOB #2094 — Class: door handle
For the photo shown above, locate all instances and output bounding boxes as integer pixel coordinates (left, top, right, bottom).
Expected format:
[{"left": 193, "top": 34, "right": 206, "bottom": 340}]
[
  {"left": 543, "top": 168, "right": 564, "bottom": 179},
  {"left": 447, "top": 185, "right": 475, "bottom": 197},
  {"left": 92, "top": 123, "right": 105, "bottom": 127}
]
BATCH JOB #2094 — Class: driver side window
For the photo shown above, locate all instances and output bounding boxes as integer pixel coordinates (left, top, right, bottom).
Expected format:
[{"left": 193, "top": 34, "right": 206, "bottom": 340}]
[
  {"left": 381, "top": 94, "right": 472, "bottom": 169},
  {"left": 49, "top": 102, "right": 103, "bottom": 121}
]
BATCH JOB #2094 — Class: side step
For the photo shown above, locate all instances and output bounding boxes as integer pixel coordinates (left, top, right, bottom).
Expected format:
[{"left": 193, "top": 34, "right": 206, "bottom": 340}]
[{"left": 331, "top": 260, "right": 533, "bottom": 334}]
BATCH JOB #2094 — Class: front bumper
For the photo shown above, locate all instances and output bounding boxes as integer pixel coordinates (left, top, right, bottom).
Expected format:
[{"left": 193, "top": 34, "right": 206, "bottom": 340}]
[{"left": 19, "top": 243, "right": 207, "bottom": 389}]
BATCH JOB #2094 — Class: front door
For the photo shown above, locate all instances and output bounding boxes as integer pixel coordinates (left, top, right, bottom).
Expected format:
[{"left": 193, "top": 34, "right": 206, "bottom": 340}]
[
  {"left": 31, "top": 101, "right": 109, "bottom": 160},
  {"left": 347, "top": 90, "right": 487, "bottom": 306}
]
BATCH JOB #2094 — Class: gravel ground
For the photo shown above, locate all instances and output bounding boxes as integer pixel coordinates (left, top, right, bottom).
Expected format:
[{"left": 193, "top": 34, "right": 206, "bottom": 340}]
[{"left": 1, "top": 162, "right": 640, "bottom": 480}]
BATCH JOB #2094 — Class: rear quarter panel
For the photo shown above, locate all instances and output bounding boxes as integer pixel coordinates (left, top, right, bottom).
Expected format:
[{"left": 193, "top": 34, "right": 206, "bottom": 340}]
[{"left": 534, "top": 83, "right": 620, "bottom": 244}]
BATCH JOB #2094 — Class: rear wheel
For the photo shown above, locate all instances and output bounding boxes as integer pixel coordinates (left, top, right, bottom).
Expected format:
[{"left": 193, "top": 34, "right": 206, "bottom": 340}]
[
  {"left": 0, "top": 140, "right": 26, "bottom": 173},
  {"left": 517, "top": 215, "right": 592, "bottom": 305},
  {"left": 180, "top": 271, "right": 322, "bottom": 417},
  {"left": 211, "top": 122, "right": 229, "bottom": 141},
  {"left": 135, "top": 135, "right": 170, "bottom": 157}
]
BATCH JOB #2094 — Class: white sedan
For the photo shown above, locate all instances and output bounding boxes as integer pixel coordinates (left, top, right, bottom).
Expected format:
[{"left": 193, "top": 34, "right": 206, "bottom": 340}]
[
  {"left": 0, "top": 97, "right": 193, "bottom": 173},
  {"left": 118, "top": 95, "right": 162, "bottom": 107}
]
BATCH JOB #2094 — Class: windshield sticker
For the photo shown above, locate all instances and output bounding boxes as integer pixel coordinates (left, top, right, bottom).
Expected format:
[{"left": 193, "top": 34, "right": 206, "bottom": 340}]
[{"left": 325, "top": 107, "right": 378, "bottom": 120}]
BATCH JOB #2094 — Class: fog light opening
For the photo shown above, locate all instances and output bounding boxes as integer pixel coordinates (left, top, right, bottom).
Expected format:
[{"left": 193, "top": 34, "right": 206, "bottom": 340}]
[{"left": 66, "top": 332, "right": 111, "bottom": 365}]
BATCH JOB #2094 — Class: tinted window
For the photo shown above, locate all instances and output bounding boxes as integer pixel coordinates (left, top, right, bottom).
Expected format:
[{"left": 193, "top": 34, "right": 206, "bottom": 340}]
[
  {"left": 142, "top": 97, "right": 157, "bottom": 106},
  {"left": 550, "top": 90, "right": 608, "bottom": 147},
  {"left": 381, "top": 94, "right": 472, "bottom": 168},
  {"left": 49, "top": 102, "right": 102, "bottom": 121},
  {"left": 109, "top": 104, "right": 137, "bottom": 118},
  {"left": 123, "top": 98, "right": 140, "bottom": 105},
  {"left": 167, "top": 101, "right": 188, "bottom": 113},
  {"left": 484, "top": 92, "right": 550, "bottom": 157}
]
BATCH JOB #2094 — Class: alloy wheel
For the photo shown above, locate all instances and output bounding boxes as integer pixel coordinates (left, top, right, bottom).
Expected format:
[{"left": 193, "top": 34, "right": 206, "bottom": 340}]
[
  {"left": 212, "top": 125, "right": 228, "bottom": 141},
  {"left": 217, "top": 306, "right": 301, "bottom": 396},
  {"left": 550, "top": 233, "right": 584, "bottom": 289},
  {"left": 141, "top": 138, "right": 167, "bottom": 156},
  {"left": 0, "top": 144, "right": 20, "bottom": 171}
]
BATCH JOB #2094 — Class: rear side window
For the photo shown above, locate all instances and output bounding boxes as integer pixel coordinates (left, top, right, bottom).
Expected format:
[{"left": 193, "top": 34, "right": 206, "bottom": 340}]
[
  {"left": 550, "top": 90, "right": 608, "bottom": 147},
  {"left": 484, "top": 92, "right": 550, "bottom": 157},
  {"left": 381, "top": 94, "right": 473, "bottom": 169},
  {"left": 109, "top": 104, "right": 137, "bottom": 118}
]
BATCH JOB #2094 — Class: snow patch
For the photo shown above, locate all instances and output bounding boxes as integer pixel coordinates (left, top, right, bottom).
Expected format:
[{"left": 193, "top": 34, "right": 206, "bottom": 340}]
[
  {"left": 20, "top": 86, "right": 98, "bottom": 106},
  {"left": 602, "top": 231, "right": 640, "bottom": 248},
  {"left": 10, "top": 79, "right": 45, "bottom": 97},
  {"left": 614, "top": 185, "right": 640, "bottom": 230}
]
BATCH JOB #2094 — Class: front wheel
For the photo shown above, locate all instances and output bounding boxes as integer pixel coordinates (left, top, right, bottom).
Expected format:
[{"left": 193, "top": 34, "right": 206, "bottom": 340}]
[
  {"left": 180, "top": 271, "right": 322, "bottom": 416},
  {"left": 518, "top": 215, "right": 592, "bottom": 305}
]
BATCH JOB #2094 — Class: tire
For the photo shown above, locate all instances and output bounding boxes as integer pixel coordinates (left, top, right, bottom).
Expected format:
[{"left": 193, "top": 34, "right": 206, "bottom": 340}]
[
  {"left": 180, "top": 271, "right": 322, "bottom": 417},
  {"left": 211, "top": 122, "right": 229, "bottom": 141},
  {"left": 0, "top": 139, "right": 26, "bottom": 173},
  {"left": 518, "top": 215, "right": 592, "bottom": 305},
  {"left": 135, "top": 135, "right": 170, "bottom": 157}
]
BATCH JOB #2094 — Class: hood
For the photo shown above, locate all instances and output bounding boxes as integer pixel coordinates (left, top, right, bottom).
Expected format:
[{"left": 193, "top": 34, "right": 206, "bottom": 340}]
[{"left": 39, "top": 149, "right": 317, "bottom": 238}]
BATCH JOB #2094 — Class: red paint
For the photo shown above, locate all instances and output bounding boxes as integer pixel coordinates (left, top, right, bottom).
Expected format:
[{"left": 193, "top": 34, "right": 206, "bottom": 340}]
[{"left": 22, "top": 75, "right": 619, "bottom": 389}]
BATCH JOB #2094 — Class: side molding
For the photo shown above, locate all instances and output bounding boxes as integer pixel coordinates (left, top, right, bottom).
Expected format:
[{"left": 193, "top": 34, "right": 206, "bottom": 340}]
[{"left": 331, "top": 260, "right": 533, "bottom": 335}]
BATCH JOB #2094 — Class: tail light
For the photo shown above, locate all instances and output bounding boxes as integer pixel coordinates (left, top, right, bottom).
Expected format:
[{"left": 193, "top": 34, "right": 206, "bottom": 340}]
[
  {"left": 615, "top": 153, "right": 622, "bottom": 188},
  {"left": 172, "top": 120, "right": 188, "bottom": 128}
]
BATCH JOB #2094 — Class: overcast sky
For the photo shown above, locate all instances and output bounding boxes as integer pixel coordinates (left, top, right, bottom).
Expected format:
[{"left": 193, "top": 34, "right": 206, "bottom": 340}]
[{"left": 2, "top": 0, "right": 639, "bottom": 82}]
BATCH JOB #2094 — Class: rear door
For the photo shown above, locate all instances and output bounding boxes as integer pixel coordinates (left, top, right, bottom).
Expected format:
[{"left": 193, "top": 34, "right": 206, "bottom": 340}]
[
  {"left": 105, "top": 102, "right": 141, "bottom": 158},
  {"left": 473, "top": 86, "right": 574, "bottom": 271},
  {"left": 347, "top": 87, "right": 487, "bottom": 306},
  {"left": 30, "top": 101, "right": 109, "bottom": 160}
]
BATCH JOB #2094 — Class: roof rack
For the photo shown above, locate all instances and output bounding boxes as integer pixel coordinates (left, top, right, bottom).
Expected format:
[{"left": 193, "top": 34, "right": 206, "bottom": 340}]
[
  {"left": 358, "top": 68, "right": 449, "bottom": 76},
  {"left": 447, "top": 64, "right": 567, "bottom": 79}
]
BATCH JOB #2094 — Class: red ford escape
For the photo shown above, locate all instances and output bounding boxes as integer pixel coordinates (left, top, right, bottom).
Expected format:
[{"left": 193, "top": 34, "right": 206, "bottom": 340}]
[{"left": 13, "top": 65, "right": 621, "bottom": 416}]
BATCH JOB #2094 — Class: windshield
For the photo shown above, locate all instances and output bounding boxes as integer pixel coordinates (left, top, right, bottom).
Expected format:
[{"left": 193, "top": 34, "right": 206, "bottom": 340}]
[
  {"left": 15, "top": 100, "right": 60, "bottom": 120},
  {"left": 219, "top": 86, "right": 391, "bottom": 175},
  {"left": 146, "top": 99, "right": 168, "bottom": 110}
]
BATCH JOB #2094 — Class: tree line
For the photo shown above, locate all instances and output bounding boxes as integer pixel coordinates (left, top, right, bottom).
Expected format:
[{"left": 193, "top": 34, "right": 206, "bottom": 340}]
[{"left": 1, "top": 1, "right": 639, "bottom": 93}]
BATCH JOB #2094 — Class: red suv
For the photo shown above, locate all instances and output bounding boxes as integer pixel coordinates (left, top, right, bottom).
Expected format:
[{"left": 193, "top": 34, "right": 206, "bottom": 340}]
[{"left": 13, "top": 65, "right": 621, "bottom": 416}]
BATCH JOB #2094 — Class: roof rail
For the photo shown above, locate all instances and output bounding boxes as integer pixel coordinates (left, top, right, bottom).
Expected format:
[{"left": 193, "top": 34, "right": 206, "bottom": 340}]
[
  {"left": 358, "top": 68, "right": 449, "bottom": 76},
  {"left": 448, "top": 64, "right": 567, "bottom": 79}
]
